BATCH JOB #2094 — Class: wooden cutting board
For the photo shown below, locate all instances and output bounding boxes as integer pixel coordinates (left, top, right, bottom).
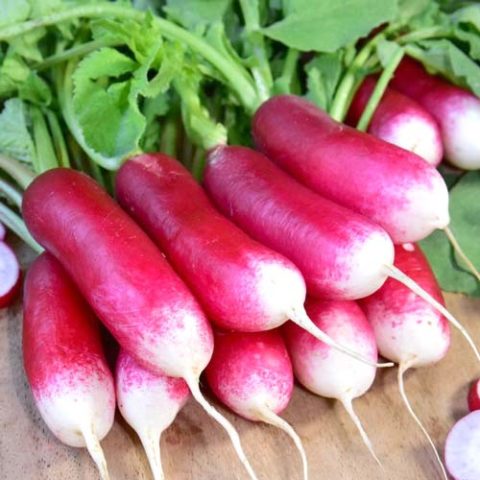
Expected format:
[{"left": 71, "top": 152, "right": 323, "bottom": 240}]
[{"left": 1, "top": 242, "right": 479, "bottom": 480}]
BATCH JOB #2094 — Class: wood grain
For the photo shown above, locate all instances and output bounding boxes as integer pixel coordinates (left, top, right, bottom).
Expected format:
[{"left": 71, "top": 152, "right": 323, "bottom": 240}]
[{"left": 1, "top": 242, "right": 479, "bottom": 480}]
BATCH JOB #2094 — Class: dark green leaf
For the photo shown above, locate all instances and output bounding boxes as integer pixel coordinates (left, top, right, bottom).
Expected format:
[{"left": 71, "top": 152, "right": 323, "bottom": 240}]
[{"left": 263, "top": 0, "right": 397, "bottom": 52}]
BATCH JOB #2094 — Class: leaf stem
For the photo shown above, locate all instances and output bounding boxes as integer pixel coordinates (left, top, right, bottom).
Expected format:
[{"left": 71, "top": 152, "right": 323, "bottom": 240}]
[
  {"left": 356, "top": 47, "right": 404, "bottom": 132},
  {"left": 30, "top": 106, "right": 60, "bottom": 173},
  {"left": 274, "top": 48, "right": 300, "bottom": 94},
  {"left": 0, "top": 179, "right": 22, "bottom": 208},
  {"left": 0, "top": 3, "right": 260, "bottom": 112},
  {"left": 0, "top": 154, "right": 35, "bottom": 189},
  {"left": 396, "top": 26, "right": 452, "bottom": 45}
]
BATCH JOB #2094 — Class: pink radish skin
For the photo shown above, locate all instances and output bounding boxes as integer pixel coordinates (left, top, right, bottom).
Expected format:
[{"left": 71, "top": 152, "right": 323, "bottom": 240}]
[
  {"left": 252, "top": 95, "right": 449, "bottom": 243},
  {"left": 205, "top": 331, "right": 308, "bottom": 480},
  {"left": 445, "top": 411, "right": 480, "bottom": 480},
  {"left": 361, "top": 243, "right": 451, "bottom": 479},
  {"left": 116, "top": 153, "right": 307, "bottom": 332},
  {"left": 0, "top": 241, "right": 21, "bottom": 308},
  {"left": 467, "top": 379, "right": 480, "bottom": 412},
  {"left": 347, "top": 76, "right": 443, "bottom": 166},
  {"left": 23, "top": 253, "right": 115, "bottom": 480},
  {"left": 203, "top": 145, "right": 394, "bottom": 301},
  {"left": 0, "top": 221, "right": 5, "bottom": 240},
  {"left": 391, "top": 57, "right": 480, "bottom": 170},
  {"left": 116, "top": 349, "right": 190, "bottom": 480},
  {"left": 22, "top": 169, "right": 258, "bottom": 480},
  {"left": 283, "top": 299, "right": 380, "bottom": 464}
]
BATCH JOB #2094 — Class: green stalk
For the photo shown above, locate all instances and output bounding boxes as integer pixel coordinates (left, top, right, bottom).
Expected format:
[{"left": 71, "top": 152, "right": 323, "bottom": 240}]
[
  {"left": 396, "top": 26, "right": 452, "bottom": 45},
  {"left": 274, "top": 48, "right": 300, "bottom": 95},
  {"left": 0, "top": 203, "right": 43, "bottom": 253},
  {"left": 30, "top": 106, "right": 59, "bottom": 173},
  {"left": 0, "top": 155, "right": 35, "bottom": 189},
  {"left": 356, "top": 47, "right": 405, "bottom": 132},
  {"left": 159, "top": 114, "right": 180, "bottom": 158},
  {"left": 0, "top": 179, "right": 22, "bottom": 208},
  {"left": 0, "top": 3, "right": 260, "bottom": 112},
  {"left": 239, "top": 0, "right": 273, "bottom": 102},
  {"left": 46, "top": 110, "right": 71, "bottom": 168},
  {"left": 191, "top": 147, "right": 206, "bottom": 181}
]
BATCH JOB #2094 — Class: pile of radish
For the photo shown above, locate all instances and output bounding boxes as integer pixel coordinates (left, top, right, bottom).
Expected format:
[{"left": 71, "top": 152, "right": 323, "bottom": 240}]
[{"left": 0, "top": 8, "right": 479, "bottom": 477}]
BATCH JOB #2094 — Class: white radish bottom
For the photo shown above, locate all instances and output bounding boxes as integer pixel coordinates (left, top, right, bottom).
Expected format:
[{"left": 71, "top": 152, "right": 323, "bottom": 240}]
[
  {"left": 445, "top": 411, "right": 480, "bottom": 480},
  {"left": 0, "top": 242, "right": 19, "bottom": 300}
]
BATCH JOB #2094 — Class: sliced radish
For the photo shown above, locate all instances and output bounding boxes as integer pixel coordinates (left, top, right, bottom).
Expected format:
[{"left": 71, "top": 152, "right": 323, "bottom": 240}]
[
  {"left": 0, "top": 242, "right": 20, "bottom": 308},
  {"left": 468, "top": 380, "right": 480, "bottom": 412},
  {"left": 445, "top": 411, "right": 480, "bottom": 480},
  {"left": 0, "top": 222, "right": 5, "bottom": 241}
]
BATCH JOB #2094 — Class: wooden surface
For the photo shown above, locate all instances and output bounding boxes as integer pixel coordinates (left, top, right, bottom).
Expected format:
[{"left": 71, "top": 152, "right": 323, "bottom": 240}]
[{"left": 1, "top": 243, "right": 479, "bottom": 480}]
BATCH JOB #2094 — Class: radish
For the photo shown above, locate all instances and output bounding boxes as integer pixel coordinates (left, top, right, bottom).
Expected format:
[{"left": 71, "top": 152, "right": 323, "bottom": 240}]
[
  {"left": 0, "top": 241, "right": 21, "bottom": 308},
  {"left": 283, "top": 298, "right": 380, "bottom": 465},
  {"left": 445, "top": 411, "right": 480, "bottom": 480},
  {"left": 23, "top": 253, "right": 115, "bottom": 480},
  {"left": 0, "top": 221, "right": 5, "bottom": 240},
  {"left": 468, "top": 379, "right": 480, "bottom": 412},
  {"left": 360, "top": 243, "right": 451, "bottom": 479},
  {"left": 116, "top": 349, "right": 190, "bottom": 480},
  {"left": 347, "top": 76, "right": 443, "bottom": 166},
  {"left": 22, "top": 168, "right": 258, "bottom": 479},
  {"left": 391, "top": 57, "right": 480, "bottom": 170},
  {"left": 116, "top": 153, "right": 385, "bottom": 367},
  {"left": 252, "top": 94, "right": 449, "bottom": 244},
  {"left": 203, "top": 145, "right": 479, "bottom": 361},
  {"left": 205, "top": 330, "right": 308, "bottom": 480}
]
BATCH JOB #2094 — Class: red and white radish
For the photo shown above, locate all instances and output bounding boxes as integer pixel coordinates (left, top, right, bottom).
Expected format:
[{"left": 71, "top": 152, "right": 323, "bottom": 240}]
[
  {"left": 283, "top": 299, "right": 380, "bottom": 464},
  {"left": 116, "top": 153, "right": 383, "bottom": 367},
  {"left": 468, "top": 379, "right": 480, "bottom": 412},
  {"left": 22, "top": 169, "right": 258, "bottom": 480},
  {"left": 205, "top": 330, "right": 308, "bottom": 480},
  {"left": 23, "top": 253, "right": 115, "bottom": 480},
  {"left": 445, "top": 411, "right": 480, "bottom": 480},
  {"left": 391, "top": 57, "right": 480, "bottom": 170},
  {"left": 347, "top": 76, "right": 443, "bottom": 166},
  {"left": 203, "top": 145, "right": 478, "bottom": 361},
  {"left": 252, "top": 94, "right": 449, "bottom": 244},
  {"left": 361, "top": 243, "right": 451, "bottom": 479},
  {"left": 0, "top": 221, "right": 6, "bottom": 240},
  {"left": 116, "top": 349, "right": 190, "bottom": 480},
  {"left": 0, "top": 241, "right": 20, "bottom": 308}
]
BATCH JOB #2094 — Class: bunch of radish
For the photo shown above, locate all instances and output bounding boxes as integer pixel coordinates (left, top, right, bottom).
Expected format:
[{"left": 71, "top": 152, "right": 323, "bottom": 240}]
[{"left": 17, "top": 59, "right": 480, "bottom": 480}]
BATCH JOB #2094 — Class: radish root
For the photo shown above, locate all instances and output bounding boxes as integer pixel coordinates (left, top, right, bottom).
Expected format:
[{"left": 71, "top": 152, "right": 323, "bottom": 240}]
[
  {"left": 185, "top": 375, "right": 259, "bottom": 480},
  {"left": 81, "top": 424, "right": 110, "bottom": 480},
  {"left": 397, "top": 361, "right": 448, "bottom": 480},
  {"left": 291, "top": 307, "right": 394, "bottom": 369},
  {"left": 386, "top": 264, "right": 480, "bottom": 362},
  {"left": 256, "top": 405, "right": 309, "bottom": 480},
  {"left": 444, "top": 226, "right": 480, "bottom": 283},
  {"left": 340, "top": 397, "right": 382, "bottom": 468},
  {"left": 138, "top": 430, "right": 164, "bottom": 480}
]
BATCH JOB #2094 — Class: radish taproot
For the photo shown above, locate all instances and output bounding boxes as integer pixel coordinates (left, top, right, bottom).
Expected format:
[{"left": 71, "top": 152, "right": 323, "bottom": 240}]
[
  {"left": 203, "top": 145, "right": 478, "bottom": 361},
  {"left": 283, "top": 299, "right": 380, "bottom": 465},
  {"left": 468, "top": 379, "right": 480, "bottom": 412},
  {"left": 116, "top": 349, "right": 190, "bottom": 480},
  {"left": 252, "top": 94, "right": 449, "bottom": 244},
  {"left": 0, "top": 241, "right": 20, "bottom": 308},
  {"left": 391, "top": 57, "right": 480, "bottom": 170},
  {"left": 445, "top": 411, "right": 480, "bottom": 480},
  {"left": 23, "top": 253, "right": 115, "bottom": 480},
  {"left": 206, "top": 330, "right": 308, "bottom": 480},
  {"left": 115, "top": 153, "right": 385, "bottom": 367},
  {"left": 361, "top": 243, "right": 451, "bottom": 479},
  {"left": 22, "top": 168, "right": 258, "bottom": 480},
  {"left": 347, "top": 76, "right": 443, "bottom": 166}
]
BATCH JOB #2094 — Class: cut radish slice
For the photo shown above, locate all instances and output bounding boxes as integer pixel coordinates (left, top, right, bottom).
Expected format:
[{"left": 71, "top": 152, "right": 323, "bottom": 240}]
[
  {"left": 0, "top": 222, "right": 5, "bottom": 241},
  {"left": 468, "top": 380, "right": 480, "bottom": 412},
  {"left": 445, "top": 411, "right": 480, "bottom": 480},
  {"left": 0, "top": 242, "right": 20, "bottom": 308}
]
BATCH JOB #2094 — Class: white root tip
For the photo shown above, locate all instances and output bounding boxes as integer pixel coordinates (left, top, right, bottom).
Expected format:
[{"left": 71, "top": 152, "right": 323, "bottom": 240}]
[
  {"left": 386, "top": 264, "right": 480, "bottom": 363},
  {"left": 340, "top": 397, "right": 383, "bottom": 468},
  {"left": 138, "top": 431, "right": 165, "bottom": 480},
  {"left": 444, "top": 226, "right": 480, "bottom": 283},
  {"left": 290, "top": 308, "right": 393, "bottom": 368},
  {"left": 185, "top": 375, "right": 259, "bottom": 480},
  {"left": 397, "top": 363, "right": 448, "bottom": 480},
  {"left": 256, "top": 405, "right": 309, "bottom": 480},
  {"left": 81, "top": 425, "right": 110, "bottom": 480}
]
